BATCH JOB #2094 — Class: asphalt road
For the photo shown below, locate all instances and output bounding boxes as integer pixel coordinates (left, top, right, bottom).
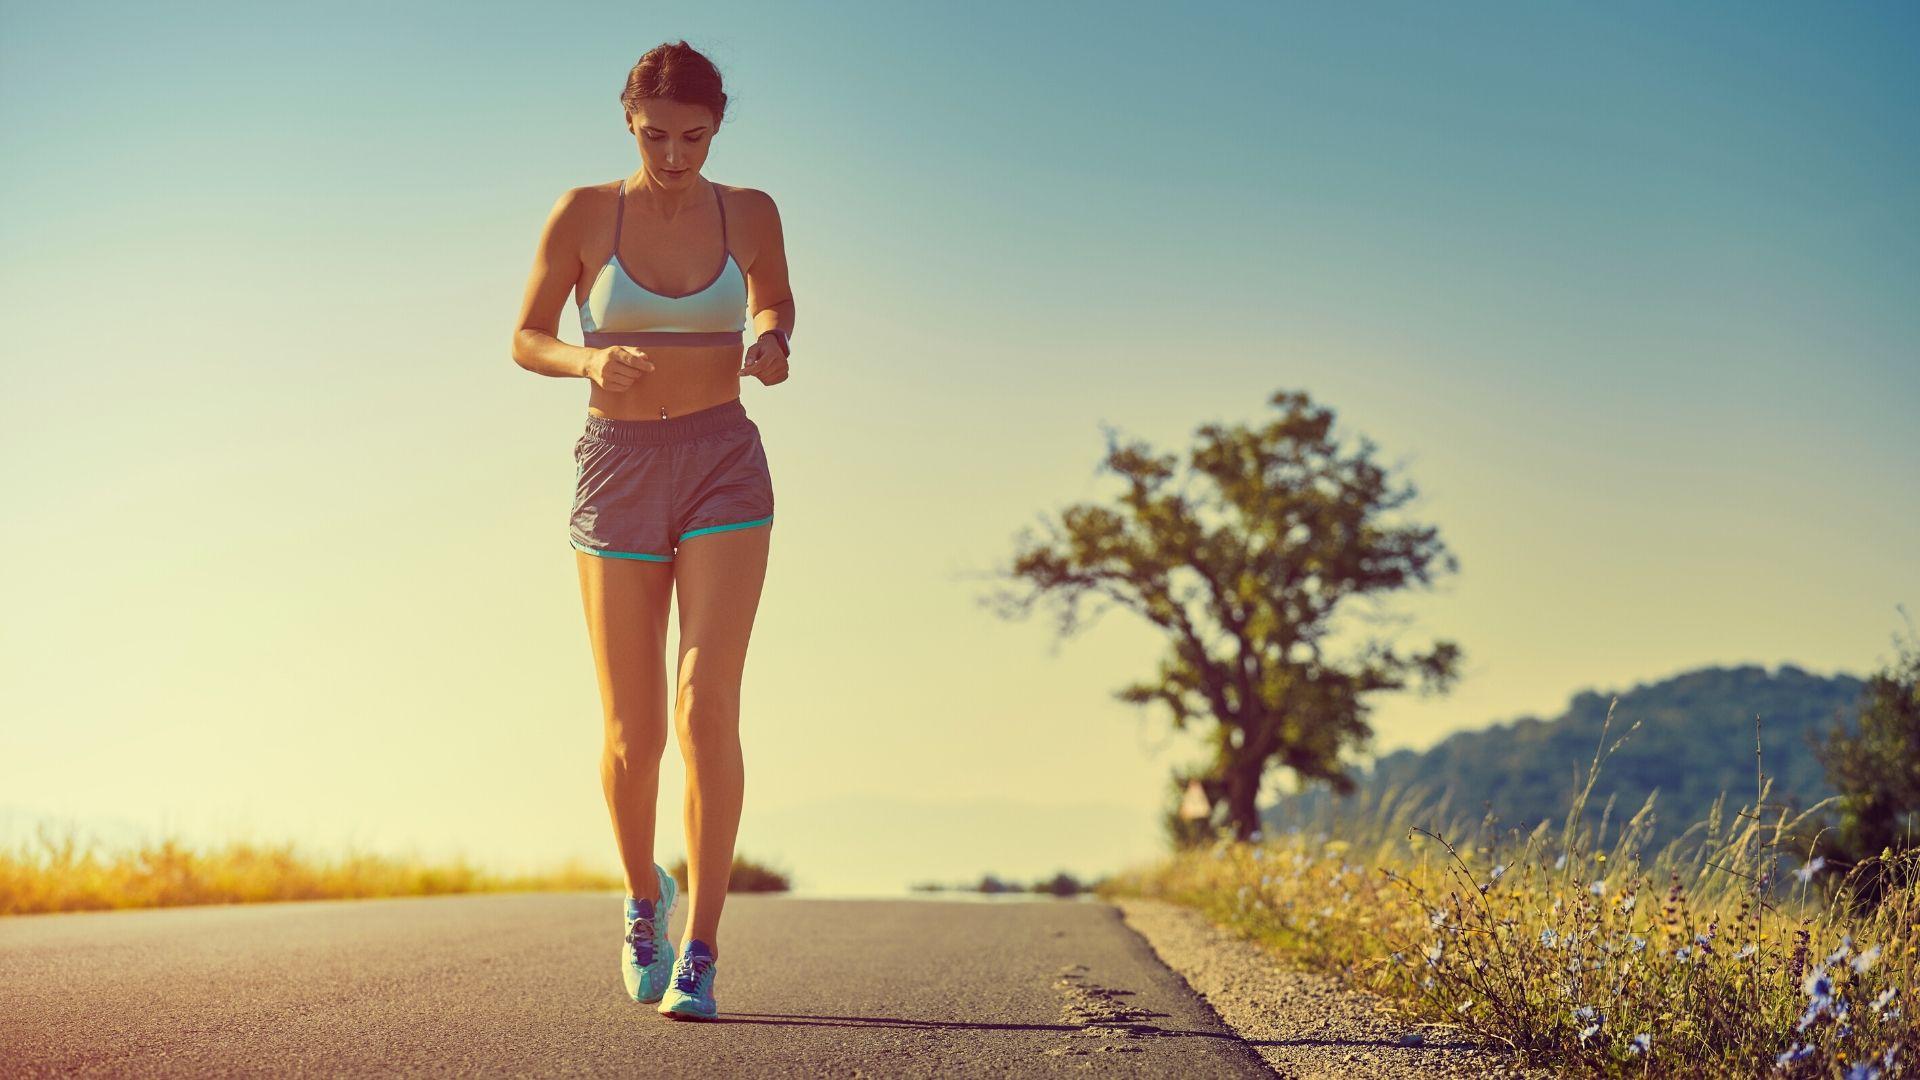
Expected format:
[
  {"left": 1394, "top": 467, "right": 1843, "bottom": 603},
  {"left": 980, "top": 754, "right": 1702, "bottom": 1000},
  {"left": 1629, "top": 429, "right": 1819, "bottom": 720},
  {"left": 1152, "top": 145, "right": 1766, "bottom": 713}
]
[{"left": 2, "top": 892, "right": 1277, "bottom": 1078}]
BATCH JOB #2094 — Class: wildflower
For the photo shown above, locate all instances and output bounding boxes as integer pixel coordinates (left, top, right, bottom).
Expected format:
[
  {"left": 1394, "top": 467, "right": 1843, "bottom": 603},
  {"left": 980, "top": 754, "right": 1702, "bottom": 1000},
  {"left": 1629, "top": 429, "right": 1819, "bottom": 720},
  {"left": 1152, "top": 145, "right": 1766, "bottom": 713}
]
[
  {"left": 1629, "top": 934, "right": 1647, "bottom": 952},
  {"left": 1826, "top": 935, "right": 1854, "bottom": 966},
  {"left": 1540, "top": 928, "right": 1558, "bottom": 949},
  {"left": 1618, "top": 894, "right": 1636, "bottom": 913},
  {"left": 1851, "top": 943, "right": 1882, "bottom": 973},
  {"left": 1589, "top": 879, "right": 1607, "bottom": 897},
  {"left": 1457, "top": 998, "right": 1473, "bottom": 1014},
  {"left": 1489, "top": 862, "right": 1508, "bottom": 883},
  {"left": 1389, "top": 951, "right": 1405, "bottom": 965},
  {"left": 1871, "top": 987, "right": 1896, "bottom": 1015},
  {"left": 1735, "top": 943, "right": 1757, "bottom": 959},
  {"left": 1797, "top": 970, "right": 1835, "bottom": 1032},
  {"left": 1804, "top": 967, "right": 1834, "bottom": 1003},
  {"left": 1674, "top": 946, "right": 1692, "bottom": 961},
  {"left": 1629, "top": 1033, "right": 1651, "bottom": 1055},
  {"left": 1788, "top": 928, "right": 1811, "bottom": 984},
  {"left": 1424, "top": 940, "right": 1444, "bottom": 966},
  {"left": 1555, "top": 853, "right": 1567, "bottom": 870},
  {"left": 1430, "top": 909, "right": 1448, "bottom": 929},
  {"left": 1845, "top": 1063, "right": 1881, "bottom": 1080},
  {"left": 1793, "top": 856, "right": 1826, "bottom": 883}
]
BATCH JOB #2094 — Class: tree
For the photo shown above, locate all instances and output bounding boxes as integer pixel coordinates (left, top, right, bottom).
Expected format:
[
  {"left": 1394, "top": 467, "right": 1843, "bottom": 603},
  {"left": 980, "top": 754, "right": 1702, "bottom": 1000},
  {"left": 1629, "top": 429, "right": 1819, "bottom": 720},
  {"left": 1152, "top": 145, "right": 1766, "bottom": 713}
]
[
  {"left": 1812, "top": 610, "right": 1920, "bottom": 905},
  {"left": 981, "top": 389, "right": 1464, "bottom": 843}
]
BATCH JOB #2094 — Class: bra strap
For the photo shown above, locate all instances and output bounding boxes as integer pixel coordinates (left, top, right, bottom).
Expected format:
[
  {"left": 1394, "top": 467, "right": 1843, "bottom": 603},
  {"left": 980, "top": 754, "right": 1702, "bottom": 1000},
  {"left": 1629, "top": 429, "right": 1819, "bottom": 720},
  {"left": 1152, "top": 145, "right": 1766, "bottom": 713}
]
[{"left": 612, "top": 178, "right": 625, "bottom": 258}]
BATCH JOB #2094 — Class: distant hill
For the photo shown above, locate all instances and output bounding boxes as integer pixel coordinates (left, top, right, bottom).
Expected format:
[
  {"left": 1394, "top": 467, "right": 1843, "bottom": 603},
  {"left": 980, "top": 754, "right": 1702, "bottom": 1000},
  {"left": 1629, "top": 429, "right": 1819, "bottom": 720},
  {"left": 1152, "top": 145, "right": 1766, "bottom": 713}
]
[{"left": 1262, "top": 664, "right": 1870, "bottom": 846}]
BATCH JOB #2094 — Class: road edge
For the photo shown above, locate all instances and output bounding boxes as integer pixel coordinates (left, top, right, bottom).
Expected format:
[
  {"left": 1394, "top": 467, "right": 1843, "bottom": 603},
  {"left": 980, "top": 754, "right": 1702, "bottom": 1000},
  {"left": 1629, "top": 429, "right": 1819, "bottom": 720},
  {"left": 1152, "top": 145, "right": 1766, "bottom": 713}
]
[{"left": 1107, "top": 896, "right": 1544, "bottom": 1079}]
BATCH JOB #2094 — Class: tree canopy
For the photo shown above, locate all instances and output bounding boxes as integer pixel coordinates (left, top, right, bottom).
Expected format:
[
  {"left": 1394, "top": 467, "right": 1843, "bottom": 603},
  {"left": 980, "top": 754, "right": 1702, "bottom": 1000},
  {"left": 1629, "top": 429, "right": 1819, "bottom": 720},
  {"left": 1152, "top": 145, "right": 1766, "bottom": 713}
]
[{"left": 983, "top": 389, "right": 1463, "bottom": 842}]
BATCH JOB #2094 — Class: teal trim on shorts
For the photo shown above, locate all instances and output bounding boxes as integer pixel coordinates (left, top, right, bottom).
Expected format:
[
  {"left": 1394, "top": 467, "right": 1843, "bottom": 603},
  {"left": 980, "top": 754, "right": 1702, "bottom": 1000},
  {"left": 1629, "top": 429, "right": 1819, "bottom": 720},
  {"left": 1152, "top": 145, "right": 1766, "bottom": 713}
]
[
  {"left": 571, "top": 537, "right": 674, "bottom": 562},
  {"left": 677, "top": 514, "right": 774, "bottom": 543}
]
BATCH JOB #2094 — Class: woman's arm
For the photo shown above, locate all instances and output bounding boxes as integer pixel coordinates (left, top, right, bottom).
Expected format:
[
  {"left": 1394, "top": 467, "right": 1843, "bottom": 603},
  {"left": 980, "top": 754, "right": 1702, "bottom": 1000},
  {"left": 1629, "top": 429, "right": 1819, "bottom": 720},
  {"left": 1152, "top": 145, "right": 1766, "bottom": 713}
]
[
  {"left": 741, "top": 189, "right": 794, "bottom": 384},
  {"left": 511, "top": 187, "right": 598, "bottom": 379},
  {"left": 744, "top": 191, "right": 793, "bottom": 347}
]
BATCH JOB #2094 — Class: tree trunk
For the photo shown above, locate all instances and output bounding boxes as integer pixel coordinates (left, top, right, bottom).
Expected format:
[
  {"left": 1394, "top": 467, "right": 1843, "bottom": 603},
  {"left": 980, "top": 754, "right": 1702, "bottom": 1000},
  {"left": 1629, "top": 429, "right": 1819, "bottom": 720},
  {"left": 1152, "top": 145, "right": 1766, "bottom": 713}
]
[{"left": 1222, "top": 760, "right": 1261, "bottom": 842}]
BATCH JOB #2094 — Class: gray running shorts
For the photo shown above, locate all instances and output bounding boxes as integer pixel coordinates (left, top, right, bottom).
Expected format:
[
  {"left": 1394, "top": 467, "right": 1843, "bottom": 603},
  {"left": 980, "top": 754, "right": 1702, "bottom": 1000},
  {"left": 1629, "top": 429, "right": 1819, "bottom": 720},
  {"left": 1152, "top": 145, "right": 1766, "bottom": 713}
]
[{"left": 570, "top": 396, "right": 774, "bottom": 563}]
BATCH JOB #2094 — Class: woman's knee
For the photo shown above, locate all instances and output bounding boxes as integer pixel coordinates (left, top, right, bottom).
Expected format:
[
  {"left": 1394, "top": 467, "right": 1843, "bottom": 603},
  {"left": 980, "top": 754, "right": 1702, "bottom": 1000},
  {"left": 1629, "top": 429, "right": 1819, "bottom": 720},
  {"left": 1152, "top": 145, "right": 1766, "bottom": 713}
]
[
  {"left": 604, "top": 712, "right": 670, "bottom": 762},
  {"left": 676, "top": 679, "right": 741, "bottom": 721}
]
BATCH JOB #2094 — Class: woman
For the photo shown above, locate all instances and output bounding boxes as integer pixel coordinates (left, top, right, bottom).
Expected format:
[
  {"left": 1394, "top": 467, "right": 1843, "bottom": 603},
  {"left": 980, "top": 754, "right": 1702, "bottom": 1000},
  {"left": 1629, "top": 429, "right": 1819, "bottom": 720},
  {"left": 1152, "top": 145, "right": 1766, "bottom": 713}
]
[{"left": 510, "top": 40, "right": 793, "bottom": 1022}]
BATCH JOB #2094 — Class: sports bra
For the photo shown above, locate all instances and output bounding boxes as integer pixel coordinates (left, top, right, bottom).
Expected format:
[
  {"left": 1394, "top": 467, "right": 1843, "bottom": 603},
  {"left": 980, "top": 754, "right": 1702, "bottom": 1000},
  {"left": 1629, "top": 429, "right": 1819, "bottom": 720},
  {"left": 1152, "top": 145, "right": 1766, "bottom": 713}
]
[{"left": 579, "top": 177, "right": 748, "bottom": 348}]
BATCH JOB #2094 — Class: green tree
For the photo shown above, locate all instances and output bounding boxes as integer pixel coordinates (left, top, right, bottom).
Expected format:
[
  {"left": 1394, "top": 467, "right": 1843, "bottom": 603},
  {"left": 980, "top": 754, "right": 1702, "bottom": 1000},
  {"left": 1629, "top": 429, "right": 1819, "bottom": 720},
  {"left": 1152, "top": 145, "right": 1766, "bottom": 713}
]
[
  {"left": 1813, "top": 611, "right": 1920, "bottom": 903},
  {"left": 981, "top": 389, "right": 1464, "bottom": 843}
]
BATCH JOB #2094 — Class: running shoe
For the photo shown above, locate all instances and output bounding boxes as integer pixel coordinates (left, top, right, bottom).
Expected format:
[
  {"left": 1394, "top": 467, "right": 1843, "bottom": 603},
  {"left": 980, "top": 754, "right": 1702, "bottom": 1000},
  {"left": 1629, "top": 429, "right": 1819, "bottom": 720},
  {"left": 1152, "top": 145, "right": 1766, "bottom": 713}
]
[
  {"left": 656, "top": 938, "right": 719, "bottom": 1020},
  {"left": 620, "top": 863, "right": 678, "bottom": 1003}
]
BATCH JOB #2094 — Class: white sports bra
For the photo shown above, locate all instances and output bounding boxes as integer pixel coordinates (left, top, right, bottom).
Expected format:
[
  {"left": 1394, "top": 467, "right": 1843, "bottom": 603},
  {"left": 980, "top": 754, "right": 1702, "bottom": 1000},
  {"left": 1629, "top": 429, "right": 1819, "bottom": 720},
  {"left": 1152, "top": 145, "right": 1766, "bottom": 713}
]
[{"left": 579, "top": 177, "right": 748, "bottom": 348}]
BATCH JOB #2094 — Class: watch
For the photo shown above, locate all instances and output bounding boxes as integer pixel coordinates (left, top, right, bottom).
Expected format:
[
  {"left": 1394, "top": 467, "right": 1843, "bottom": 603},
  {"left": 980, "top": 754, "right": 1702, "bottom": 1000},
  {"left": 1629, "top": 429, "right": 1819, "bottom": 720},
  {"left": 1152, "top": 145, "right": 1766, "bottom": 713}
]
[{"left": 761, "top": 327, "right": 790, "bottom": 360}]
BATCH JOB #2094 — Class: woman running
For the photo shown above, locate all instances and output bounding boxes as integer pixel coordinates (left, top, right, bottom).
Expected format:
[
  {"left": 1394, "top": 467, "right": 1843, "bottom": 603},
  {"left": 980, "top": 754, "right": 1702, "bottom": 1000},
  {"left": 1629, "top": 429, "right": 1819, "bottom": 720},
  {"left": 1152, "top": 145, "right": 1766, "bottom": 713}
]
[{"left": 510, "top": 39, "right": 793, "bottom": 1022}]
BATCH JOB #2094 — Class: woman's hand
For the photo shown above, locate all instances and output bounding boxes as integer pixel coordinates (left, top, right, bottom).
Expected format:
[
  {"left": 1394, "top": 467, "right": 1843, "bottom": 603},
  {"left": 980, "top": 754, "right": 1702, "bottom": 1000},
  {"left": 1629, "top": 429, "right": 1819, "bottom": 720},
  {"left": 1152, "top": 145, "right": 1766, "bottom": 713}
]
[
  {"left": 740, "top": 332, "right": 791, "bottom": 386},
  {"left": 586, "top": 346, "right": 654, "bottom": 391}
]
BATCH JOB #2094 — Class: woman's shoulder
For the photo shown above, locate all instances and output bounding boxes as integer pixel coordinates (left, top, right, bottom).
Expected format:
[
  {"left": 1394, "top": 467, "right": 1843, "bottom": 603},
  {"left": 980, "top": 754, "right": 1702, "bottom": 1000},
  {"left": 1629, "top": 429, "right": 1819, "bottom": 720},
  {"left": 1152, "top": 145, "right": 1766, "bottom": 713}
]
[
  {"left": 715, "top": 180, "right": 774, "bottom": 208},
  {"left": 530, "top": 182, "right": 612, "bottom": 255},
  {"left": 716, "top": 182, "right": 780, "bottom": 236},
  {"left": 544, "top": 179, "right": 618, "bottom": 223}
]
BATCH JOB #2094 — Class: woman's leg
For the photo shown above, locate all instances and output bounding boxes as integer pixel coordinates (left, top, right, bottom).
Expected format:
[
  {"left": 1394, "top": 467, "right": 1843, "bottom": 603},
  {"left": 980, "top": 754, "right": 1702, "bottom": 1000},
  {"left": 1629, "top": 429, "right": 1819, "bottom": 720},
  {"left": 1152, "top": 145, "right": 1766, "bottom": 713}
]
[
  {"left": 670, "top": 522, "right": 772, "bottom": 957},
  {"left": 576, "top": 550, "right": 676, "bottom": 901}
]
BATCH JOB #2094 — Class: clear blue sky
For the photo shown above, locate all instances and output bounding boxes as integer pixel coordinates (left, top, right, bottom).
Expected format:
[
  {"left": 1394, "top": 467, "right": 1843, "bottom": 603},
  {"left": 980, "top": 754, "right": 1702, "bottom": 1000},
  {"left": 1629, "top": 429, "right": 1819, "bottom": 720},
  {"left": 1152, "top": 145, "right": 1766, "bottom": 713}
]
[{"left": 2, "top": 1, "right": 1914, "bottom": 895}]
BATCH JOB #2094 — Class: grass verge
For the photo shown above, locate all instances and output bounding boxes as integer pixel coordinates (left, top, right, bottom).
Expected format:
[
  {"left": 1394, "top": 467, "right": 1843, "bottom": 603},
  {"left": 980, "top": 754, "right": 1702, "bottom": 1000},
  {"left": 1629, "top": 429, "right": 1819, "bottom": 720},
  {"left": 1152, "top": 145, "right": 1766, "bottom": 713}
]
[{"left": 1097, "top": 700, "right": 1917, "bottom": 1078}]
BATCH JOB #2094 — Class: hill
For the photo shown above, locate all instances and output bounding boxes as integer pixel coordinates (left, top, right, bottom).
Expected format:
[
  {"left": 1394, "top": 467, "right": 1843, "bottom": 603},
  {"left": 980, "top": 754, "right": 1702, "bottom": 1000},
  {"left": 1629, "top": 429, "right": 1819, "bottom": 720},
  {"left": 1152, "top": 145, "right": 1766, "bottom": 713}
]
[{"left": 1262, "top": 663, "right": 1870, "bottom": 846}]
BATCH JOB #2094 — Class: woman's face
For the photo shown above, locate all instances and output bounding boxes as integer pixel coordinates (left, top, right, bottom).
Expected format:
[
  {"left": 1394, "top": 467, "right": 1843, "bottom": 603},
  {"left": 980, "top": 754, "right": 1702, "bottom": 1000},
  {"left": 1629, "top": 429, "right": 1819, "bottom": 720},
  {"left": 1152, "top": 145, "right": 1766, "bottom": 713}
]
[{"left": 627, "top": 100, "right": 717, "bottom": 186}]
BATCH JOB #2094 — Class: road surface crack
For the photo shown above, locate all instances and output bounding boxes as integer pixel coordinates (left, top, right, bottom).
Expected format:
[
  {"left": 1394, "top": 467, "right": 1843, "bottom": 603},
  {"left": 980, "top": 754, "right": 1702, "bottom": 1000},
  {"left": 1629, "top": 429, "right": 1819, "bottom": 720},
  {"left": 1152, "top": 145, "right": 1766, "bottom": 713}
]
[{"left": 1042, "top": 962, "right": 1166, "bottom": 1057}]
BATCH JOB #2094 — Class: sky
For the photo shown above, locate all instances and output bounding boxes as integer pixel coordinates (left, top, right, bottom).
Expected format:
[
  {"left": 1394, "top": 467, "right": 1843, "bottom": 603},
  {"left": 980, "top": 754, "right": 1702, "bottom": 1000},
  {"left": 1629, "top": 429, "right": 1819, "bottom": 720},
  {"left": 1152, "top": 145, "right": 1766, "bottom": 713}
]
[{"left": 2, "top": 1, "right": 1915, "bottom": 897}]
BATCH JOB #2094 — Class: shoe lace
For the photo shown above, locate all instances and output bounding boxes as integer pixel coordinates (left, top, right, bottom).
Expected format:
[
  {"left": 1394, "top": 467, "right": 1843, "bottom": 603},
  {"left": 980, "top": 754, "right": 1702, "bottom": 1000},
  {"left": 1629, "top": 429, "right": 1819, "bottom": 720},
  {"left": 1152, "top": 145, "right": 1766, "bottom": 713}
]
[
  {"left": 673, "top": 949, "right": 714, "bottom": 992},
  {"left": 625, "top": 914, "right": 659, "bottom": 967}
]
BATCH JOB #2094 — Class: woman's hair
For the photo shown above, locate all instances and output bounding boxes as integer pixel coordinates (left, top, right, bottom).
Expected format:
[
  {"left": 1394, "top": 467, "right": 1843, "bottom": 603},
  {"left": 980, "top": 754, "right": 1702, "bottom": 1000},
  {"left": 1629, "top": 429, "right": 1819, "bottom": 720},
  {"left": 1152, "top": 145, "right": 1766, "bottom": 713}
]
[{"left": 620, "top": 41, "right": 729, "bottom": 129}]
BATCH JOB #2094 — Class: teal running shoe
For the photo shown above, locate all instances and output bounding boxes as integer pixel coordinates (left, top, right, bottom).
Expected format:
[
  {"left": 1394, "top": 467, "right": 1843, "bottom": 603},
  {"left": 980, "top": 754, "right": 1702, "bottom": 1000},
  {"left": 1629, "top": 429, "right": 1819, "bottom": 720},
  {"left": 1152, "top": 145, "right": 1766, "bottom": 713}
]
[
  {"left": 620, "top": 863, "right": 678, "bottom": 1004},
  {"left": 656, "top": 938, "right": 719, "bottom": 1020}
]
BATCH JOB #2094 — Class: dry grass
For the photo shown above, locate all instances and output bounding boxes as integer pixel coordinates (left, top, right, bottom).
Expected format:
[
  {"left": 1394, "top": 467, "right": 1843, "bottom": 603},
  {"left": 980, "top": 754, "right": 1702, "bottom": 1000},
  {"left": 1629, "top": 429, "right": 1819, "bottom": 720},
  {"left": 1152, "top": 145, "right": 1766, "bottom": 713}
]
[{"left": 0, "top": 824, "right": 790, "bottom": 915}]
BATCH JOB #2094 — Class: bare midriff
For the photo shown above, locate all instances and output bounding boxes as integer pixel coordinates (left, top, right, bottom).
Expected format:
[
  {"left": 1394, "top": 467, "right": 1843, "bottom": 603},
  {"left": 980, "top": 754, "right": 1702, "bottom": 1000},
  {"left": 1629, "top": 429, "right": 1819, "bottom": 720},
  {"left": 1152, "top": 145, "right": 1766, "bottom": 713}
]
[{"left": 582, "top": 344, "right": 745, "bottom": 421}]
